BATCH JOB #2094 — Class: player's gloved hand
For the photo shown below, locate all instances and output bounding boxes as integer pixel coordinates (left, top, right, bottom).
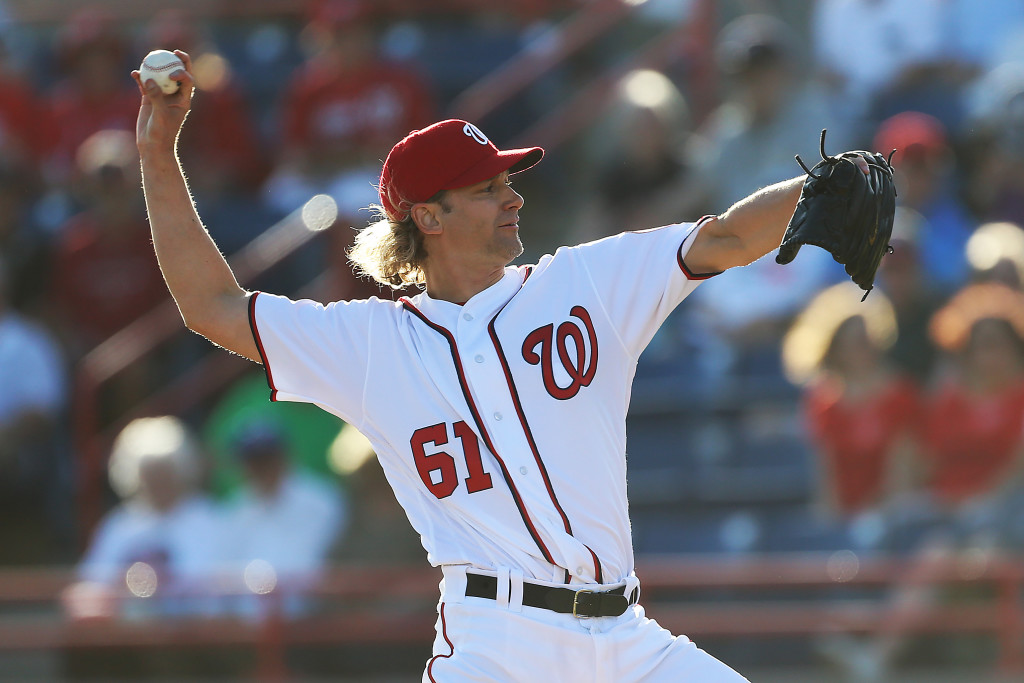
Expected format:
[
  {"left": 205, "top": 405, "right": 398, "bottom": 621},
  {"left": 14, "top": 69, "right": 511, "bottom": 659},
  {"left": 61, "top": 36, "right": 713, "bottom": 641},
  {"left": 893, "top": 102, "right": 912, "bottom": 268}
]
[{"left": 776, "top": 130, "right": 897, "bottom": 300}]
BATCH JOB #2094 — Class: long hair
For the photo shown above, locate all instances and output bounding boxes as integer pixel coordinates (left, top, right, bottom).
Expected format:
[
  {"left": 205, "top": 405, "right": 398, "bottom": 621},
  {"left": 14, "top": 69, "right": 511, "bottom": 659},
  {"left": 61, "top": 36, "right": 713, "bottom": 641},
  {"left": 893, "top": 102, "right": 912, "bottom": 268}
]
[{"left": 347, "top": 191, "right": 448, "bottom": 289}]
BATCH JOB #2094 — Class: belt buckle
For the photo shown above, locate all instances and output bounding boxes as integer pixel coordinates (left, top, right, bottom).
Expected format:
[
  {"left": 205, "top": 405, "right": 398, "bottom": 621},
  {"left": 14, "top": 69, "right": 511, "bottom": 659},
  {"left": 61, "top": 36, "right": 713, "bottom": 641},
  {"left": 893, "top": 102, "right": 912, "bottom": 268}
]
[{"left": 572, "top": 589, "right": 594, "bottom": 618}]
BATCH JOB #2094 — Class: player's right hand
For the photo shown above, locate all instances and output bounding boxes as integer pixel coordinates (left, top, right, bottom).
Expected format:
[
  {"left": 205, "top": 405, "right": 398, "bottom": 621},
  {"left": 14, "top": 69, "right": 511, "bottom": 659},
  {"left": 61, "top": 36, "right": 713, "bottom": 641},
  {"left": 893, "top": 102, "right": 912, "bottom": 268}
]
[{"left": 132, "top": 49, "right": 194, "bottom": 155}]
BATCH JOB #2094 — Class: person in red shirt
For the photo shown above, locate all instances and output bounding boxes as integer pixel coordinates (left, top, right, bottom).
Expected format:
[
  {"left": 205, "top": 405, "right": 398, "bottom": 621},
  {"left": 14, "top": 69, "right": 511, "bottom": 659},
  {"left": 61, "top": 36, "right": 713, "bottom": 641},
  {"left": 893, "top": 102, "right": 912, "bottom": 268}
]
[
  {"left": 0, "top": 37, "right": 47, "bottom": 188},
  {"left": 50, "top": 130, "right": 168, "bottom": 352},
  {"left": 785, "top": 284, "right": 925, "bottom": 680},
  {"left": 141, "top": 10, "right": 269, "bottom": 200},
  {"left": 919, "top": 283, "right": 1024, "bottom": 517},
  {"left": 265, "top": 0, "right": 436, "bottom": 218},
  {"left": 825, "top": 283, "right": 1024, "bottom": 680},
  {"left": 44, "top": 7, "right": 139, "bottom": 187},
  {"left": 784, "top": 282, "right": 919, "bottom": 522},
  {"left": 50, "top": 130, "right": 169, "bottom": 423}
]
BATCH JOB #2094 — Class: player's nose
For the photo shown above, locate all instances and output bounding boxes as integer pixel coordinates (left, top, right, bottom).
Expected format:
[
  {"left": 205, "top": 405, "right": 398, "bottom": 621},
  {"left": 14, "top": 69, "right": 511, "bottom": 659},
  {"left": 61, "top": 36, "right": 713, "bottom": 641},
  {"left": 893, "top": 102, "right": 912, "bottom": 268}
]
[{"left": 503, "top": 185, "right": 525, "bottom": 210}]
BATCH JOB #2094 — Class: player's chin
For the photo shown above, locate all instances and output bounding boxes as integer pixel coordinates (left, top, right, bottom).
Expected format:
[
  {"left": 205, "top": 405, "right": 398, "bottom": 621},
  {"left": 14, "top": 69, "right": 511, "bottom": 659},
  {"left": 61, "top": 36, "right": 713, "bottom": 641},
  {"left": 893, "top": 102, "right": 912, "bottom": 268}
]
[{"left": 496, "top": 234, "right": 524, "bottom": 262}]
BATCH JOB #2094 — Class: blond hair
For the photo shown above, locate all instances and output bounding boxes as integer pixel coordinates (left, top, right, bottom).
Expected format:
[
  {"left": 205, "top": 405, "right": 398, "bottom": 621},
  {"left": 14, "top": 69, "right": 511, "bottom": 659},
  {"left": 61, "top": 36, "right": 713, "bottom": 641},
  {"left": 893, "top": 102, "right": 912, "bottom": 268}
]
[
  {"left": 107, "top": 416, "right": 201, "bottom": 500},
  {"left": 781, "top": 282, "right": 897, "bottom": 385},
  {"left": 929, "top": 282, "right": 1024, "bottom": 352},
  {"left": 348, "top": 191, "right": 449, "bottom": 289}
]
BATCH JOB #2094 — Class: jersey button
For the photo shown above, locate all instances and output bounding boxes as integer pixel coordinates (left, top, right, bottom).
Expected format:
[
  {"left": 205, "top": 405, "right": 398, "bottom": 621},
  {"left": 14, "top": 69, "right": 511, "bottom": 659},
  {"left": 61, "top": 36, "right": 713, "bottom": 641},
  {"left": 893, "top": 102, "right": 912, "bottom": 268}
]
[
  {"left": 519, "top": 466, "right": 527, "bottom": 475},
  {"left": 463, "top": 313, "right": 474, "bottom": 321},
  {"left": 493, "top": 412, "right": 503, "bottom": 421},
  {"left": 474, "top": 354, "right": 484, "bottom": 363},
  {"left": 576, "top": 566, "right": 586, "bottom": 576}
]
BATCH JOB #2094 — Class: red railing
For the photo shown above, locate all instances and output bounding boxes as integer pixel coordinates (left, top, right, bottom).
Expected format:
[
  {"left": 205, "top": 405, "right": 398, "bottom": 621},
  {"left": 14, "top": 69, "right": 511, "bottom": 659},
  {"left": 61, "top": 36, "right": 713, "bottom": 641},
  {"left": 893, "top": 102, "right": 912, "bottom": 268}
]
[{"left": 1, "top": 554, "right": 1021, "bottom": 679}]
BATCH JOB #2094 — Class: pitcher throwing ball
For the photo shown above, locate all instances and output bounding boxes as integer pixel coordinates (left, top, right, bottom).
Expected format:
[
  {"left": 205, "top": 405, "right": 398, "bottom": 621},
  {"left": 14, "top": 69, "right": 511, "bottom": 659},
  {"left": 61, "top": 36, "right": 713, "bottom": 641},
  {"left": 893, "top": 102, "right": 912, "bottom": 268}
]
[{"left": 134, "top": 50, "right": 877, "bottom": 682}]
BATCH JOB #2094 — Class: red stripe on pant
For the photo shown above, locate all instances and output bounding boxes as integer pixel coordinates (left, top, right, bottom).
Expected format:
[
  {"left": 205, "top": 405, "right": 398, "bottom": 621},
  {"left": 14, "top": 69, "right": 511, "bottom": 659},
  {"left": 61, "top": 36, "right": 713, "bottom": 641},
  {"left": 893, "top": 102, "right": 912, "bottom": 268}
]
[{"left": 426, "top": 602, "right": 454, "bottom": 682}]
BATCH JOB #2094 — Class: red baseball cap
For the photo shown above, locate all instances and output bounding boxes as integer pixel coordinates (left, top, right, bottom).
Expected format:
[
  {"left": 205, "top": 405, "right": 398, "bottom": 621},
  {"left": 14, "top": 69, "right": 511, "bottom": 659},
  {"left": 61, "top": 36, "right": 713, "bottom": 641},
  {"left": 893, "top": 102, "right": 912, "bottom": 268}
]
[
  {"left": 873, "top": 111, "right": 947, "bottom": 162},
  {"left": 379, "top": 119, "right": 544, "bottom": 221}
]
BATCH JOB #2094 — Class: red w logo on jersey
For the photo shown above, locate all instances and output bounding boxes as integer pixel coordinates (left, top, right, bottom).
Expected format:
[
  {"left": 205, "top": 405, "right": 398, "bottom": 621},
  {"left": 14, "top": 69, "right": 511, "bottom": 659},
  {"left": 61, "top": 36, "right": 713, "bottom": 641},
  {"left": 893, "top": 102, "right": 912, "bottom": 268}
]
[{"left": 522, "top": 306, "right": 598, "bottom": 400}]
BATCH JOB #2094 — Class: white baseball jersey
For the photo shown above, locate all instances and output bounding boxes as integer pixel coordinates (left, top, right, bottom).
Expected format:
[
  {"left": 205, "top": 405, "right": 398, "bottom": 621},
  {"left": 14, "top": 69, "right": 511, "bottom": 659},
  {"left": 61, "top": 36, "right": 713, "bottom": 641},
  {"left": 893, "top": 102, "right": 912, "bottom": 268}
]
[{"left": 249, "top": 218, "right": 716, "bottom": 587}]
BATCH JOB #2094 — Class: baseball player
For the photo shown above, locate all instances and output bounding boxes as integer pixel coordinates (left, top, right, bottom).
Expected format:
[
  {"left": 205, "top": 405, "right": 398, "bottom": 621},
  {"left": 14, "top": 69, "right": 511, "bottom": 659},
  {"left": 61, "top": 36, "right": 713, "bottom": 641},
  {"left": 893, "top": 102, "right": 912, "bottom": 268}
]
[{"left": 134, "top": 52, "right": 867, "bottom": 682}]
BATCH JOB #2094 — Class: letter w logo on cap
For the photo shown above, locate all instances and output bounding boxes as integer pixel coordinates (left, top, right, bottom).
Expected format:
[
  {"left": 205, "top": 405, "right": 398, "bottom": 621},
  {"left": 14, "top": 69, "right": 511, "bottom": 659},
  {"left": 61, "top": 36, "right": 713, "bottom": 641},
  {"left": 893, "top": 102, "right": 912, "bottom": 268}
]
[{"left": 463, "top": 123, "right": 489, "bottom": 145}]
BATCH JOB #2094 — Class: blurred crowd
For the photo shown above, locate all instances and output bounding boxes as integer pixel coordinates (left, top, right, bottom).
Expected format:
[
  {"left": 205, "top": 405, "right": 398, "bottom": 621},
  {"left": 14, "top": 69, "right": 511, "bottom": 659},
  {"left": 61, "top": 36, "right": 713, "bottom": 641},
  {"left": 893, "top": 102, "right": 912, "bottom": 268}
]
[{"left": 2, "top": 0, "right": 1024, "bottom": 676}]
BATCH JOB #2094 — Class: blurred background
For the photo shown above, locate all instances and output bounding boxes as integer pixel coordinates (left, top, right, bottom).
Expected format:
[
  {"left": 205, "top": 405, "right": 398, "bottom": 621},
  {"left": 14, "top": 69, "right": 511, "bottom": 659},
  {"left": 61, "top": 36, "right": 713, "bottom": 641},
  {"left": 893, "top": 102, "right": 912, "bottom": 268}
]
[{"left": 3, "top": 0, "right": 1024, "bottom": 681}]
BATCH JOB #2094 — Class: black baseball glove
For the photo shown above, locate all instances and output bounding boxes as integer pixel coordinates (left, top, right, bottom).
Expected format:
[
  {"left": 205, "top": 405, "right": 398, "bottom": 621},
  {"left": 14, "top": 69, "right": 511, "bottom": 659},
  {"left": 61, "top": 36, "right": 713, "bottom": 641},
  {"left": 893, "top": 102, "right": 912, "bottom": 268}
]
[{"left": 776, "top": 130, "right": 897, "bottom": 300}]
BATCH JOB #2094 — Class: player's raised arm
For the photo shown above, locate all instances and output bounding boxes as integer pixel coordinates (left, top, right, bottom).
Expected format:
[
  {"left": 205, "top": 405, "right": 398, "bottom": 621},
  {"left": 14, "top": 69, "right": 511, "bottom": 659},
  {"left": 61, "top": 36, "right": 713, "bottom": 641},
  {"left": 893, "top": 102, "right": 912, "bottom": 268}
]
[
  {"left": 683, "top": 176, "right": 804, "bottom": 274},
  {"left": 133, "top": 51, "right": 259, "bottom": 362}
]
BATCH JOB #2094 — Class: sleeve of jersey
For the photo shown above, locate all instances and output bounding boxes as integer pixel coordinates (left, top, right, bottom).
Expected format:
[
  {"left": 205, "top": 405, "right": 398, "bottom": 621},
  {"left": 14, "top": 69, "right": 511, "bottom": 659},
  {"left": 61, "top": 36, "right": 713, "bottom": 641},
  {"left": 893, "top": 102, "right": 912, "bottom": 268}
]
[
  {"left": 248, "top": 291, "right": 374, "bottom": 423},
  {"left": 576, "top": 218, "right": 719, "bottom": 357}
]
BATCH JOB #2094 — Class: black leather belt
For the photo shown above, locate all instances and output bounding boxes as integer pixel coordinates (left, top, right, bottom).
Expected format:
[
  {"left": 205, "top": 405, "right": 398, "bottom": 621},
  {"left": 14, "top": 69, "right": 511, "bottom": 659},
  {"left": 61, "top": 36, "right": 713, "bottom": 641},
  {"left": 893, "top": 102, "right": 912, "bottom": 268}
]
[{"left": 464, "top": 573, "right": 639, "bottom": 618}]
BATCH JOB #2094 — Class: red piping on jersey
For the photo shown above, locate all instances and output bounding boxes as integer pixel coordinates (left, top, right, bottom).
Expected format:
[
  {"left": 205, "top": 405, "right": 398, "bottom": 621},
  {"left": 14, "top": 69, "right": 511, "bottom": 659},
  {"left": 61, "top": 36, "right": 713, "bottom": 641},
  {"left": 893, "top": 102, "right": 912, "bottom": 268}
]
[
  {"left": 488, "top": 322, "right": 575, "bottom": 531},
  {"left": 677, "top": 215, "right": 722, "bottom": 280},
  {"left": 247, "top": 292, "right": 279, "bottom": 402},
  {"left": 426, "top": 602, "right": 454, "bottom": 682},
  {"left": 401, "top": 298, "right": 557, "bottom": 567},
  {"left": 584, "top": 545, "right": 603, "bottom": 584},
  {"left": 487, "top": 294, "right": 604, "bottom": 584}
]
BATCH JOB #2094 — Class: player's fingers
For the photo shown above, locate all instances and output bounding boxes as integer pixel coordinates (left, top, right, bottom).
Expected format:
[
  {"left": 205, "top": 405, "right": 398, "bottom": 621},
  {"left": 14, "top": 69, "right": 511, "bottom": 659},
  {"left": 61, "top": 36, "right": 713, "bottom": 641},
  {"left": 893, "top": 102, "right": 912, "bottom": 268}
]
[
  {"left": 132, "top": 70, "right": 164, "bottom": 100},
  {"left": 174, "top": 50, "right": 193, "bottom": 71},
  {"left": 130, "top": 70, "right": 146, "bottom": 96},
  {"left": 170, "top": 67, "right": 194, "bottom": 91}
]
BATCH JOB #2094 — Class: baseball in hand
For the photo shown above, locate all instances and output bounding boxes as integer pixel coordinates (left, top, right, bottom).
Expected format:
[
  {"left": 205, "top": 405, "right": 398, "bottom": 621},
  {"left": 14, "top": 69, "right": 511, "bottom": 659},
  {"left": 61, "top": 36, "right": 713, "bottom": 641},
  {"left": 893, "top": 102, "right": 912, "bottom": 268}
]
[{"left": 138, "top": 49, "right": 184, "bottom": 94}]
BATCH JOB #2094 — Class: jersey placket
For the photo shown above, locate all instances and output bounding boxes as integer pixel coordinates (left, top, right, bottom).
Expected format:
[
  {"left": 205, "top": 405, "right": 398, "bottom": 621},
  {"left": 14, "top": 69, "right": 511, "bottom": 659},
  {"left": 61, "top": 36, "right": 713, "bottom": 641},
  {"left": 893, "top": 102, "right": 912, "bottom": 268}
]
[
  {"left": 464, "top": 291, "right": 607, "bottom": 585},
  {"left": 454, "top": 303, "right": 571, "bottom": 582}
]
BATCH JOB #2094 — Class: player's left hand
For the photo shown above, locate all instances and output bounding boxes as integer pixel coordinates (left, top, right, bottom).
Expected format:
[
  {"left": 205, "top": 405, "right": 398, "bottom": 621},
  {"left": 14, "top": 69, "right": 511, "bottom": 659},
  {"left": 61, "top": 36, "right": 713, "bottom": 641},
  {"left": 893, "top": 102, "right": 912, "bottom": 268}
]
[
  {"left": 776, "top": 130, "right": 896, "bottom": 299},
  {"left": 132, "top": 49, "right": 195, "bottom": 154}
]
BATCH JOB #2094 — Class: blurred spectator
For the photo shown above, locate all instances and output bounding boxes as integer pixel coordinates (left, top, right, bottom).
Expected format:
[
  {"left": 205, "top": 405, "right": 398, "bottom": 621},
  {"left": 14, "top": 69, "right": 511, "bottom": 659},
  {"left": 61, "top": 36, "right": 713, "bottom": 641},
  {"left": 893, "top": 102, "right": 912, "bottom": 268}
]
[
  {"left": 687, "top": 13, "right": 855, "bottom": 213},
  {"left": 0, "top": 254, "right": 70, "bottom": 565},
  {"left": 329, "top": 422, "right": 423, "bottom": 564},
  {"left": 964, "top": 220, "right": 1024, "bottom": 288},
  {"left": 875, "top": 232, "right": 942, "bottom": 383},
  {"left": 874, "top": 111, "right": 975, "bottom": 292},
  {"left": 219, "top": 420, "right": 347, "bottom": 617},
  {"left": 144, "top": 10, "right": 268, "bottom": 196},
  {"left": 830, "top": 284, "right": 1024, "bottom": 680},
  {"left": 0, "top": 162, "right": 51, "bottom": 315},
  {"left": 811, "top": 0, "right": 969, "bottom": 133},
  {"left": 48, "top": 129, "right": 168, "bottom": 424},
  {"left": 962, "top": 63, "right": 1024, "bottom": 227},
  {"left": 64, "top": 417, "right": 223, "bottom": 620},
  {"left": 917, "top": 283, "right": 1024, "bottom": 516},
  {"left": 265, "top": 0, "right": 437, "bottom": 219},
  {"left": 44, "top": 7, "right": 138, "bottom": 191},
  {"left": 62, "top": 416, "right": 230, "bottom": 680},
  {"left": 676, "top": 14, "right": 848, "bottom": 379},
  {"left": 50, "top": 129, "right": 167, "bottom": 350},
  {"left": 140, "top": 9, "right": 278, "bottom": 256},
  {"left": 782, "top": 282, "right": 917, "bottom": 529},
  {"left": 204, "top": 370, "right": 345, "bottom": 497},
  {"left": 570, "top": 68, "right": 692, "bottom": 242},
  {"left": 0, "top": 33, "right": 48, "bottom": 188}
]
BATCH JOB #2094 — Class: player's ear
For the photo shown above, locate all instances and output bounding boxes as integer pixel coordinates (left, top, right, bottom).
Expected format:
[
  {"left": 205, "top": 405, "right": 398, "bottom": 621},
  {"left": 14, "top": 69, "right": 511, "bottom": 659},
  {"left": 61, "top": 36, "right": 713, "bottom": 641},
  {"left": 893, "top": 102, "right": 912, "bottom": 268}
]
[{"left": 411, "top": 203, "right": 442, "bottom": 235}]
